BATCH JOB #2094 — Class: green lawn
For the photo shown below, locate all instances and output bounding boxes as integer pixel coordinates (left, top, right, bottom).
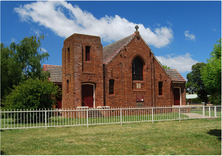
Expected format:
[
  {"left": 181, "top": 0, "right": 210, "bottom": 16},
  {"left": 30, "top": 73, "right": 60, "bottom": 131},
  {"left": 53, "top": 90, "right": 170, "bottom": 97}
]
[
  {"left": 1, "top": 112, "right": 188, "bottom": 129},
  {"left": 191, "top": 110, "right": 221, "bottom": 117},
  {"left": 1, "top": 118, "right": 221, "bottom": 155}
]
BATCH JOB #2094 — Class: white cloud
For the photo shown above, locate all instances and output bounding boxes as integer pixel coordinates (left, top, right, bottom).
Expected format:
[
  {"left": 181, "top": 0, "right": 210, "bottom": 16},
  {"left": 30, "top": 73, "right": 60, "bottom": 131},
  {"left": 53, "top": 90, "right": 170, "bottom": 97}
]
[
  {"left": 184, "top": 30, "right": 195, "bottom": 41},
  {"left": 41, "top": 47, "right": 47, "bottom": 53},
  {"left": 167, "top": 21, "right": 173, "bottom": 27},
  {"left": 11, "top": 38, "right": 16, "bottom": 43},
  {"left": 14, "top": 1, "right": 173, "bottom": 48},
  {"left": 156, "top": 23, "right": 161, "bottom": 27},
  {"left": 31, "top": 29, "right": 41, "bottom": 37},
  {"left": 156, "top": 53, "right": 198, "bottom": 73}
]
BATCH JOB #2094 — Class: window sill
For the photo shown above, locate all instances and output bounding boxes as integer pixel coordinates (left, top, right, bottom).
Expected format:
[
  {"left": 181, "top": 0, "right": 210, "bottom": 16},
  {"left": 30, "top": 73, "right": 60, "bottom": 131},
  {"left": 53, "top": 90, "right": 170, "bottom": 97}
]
[
  {"left": 132, "top": 90, "right": 146, "bottom": 92},
  {"left": 157, "top": 95, "right": 164, "bottom": 98},
  {"left": 82, "top": 72, "right": 95, "bottom": 75},
  {"left": 109, "top": 94, "right": 115, "bottom": 96},
  {"left": 132, "top": 80, "right": 144, "bottom": 83}
]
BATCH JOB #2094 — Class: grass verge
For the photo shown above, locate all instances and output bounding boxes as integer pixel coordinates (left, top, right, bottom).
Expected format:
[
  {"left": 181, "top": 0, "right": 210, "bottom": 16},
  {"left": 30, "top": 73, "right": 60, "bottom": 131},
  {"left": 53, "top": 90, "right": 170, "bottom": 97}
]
[{"left": 1, "top": 118, "right": 221, "bottom": 155}]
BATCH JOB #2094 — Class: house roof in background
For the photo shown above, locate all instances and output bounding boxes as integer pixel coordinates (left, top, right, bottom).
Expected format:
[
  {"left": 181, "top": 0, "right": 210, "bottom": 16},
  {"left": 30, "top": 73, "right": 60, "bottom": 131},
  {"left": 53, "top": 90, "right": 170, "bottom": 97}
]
[
  {"left": 43, "top": 65, "right": 62, "bottom": 83},
  {"left": 164, "top": 69, "right": 186, "bottom": 82}
]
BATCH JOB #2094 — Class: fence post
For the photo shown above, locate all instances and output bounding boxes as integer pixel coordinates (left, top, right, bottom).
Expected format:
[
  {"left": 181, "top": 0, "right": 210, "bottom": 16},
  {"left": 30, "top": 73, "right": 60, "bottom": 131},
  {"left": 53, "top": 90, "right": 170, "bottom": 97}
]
[
  {"left": 45, "top": 110, "right": 47, "bottom": 129},
  {"left": 152, "top": 108, "right": 154, "bottom": 123},
  {"left": 0, "top": 109, "right": 2, "bottom": 129},
  {"left": 209, "top": 106, "right": 211, "bottom": 117},
  {"left": 203, "top": 106, "right": 205, "bottom": 118},
  {"left": 179, "top": 107, "right": 181, "bottom": 122},
  {"left": 120, "top": 108, "right": 122, "bottom": 125},
  {"left": 215, "top": 106, "right": 217, "bottom": 117},
  {"left": 87, "top": 109, "right": 88, "bottom": 127}
]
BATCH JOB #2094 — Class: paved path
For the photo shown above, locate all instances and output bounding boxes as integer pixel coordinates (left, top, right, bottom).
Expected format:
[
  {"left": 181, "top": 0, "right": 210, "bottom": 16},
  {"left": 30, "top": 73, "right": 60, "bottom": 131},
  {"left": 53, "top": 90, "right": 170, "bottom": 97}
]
[{"left": 181, "top": 113, "right": 213, "bottom": 119}]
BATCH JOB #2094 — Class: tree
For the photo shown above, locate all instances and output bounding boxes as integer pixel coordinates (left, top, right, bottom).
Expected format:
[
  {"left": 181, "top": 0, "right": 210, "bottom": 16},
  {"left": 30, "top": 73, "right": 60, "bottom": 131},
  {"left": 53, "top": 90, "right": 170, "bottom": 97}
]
[
  {"left": 2, "top": 78, "right": 61, "bottom": 123},
  {"left": 186, "top": 62, "right": 208, "bottom": 103},
  {"left": 2, "top": 78, "right": 61, "bottom": 110},
  {"left": 162, "top": 65, "right": 170, "bottom": 69},
  {"left": 201, "top": 38, "right": 221, "bottom": 104},
  {"left": 159, "top": 61, "right": 170, "bottom": 69},
  {"left": 1, "top": 36, "right": 49, "bottom": 100}
]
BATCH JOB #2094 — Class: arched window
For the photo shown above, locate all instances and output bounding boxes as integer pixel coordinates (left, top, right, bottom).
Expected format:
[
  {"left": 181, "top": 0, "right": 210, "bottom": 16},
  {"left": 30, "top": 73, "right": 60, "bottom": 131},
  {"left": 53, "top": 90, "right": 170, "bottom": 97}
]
[{"left": 132, "top": 57, "right": 144, "bottom": 81}]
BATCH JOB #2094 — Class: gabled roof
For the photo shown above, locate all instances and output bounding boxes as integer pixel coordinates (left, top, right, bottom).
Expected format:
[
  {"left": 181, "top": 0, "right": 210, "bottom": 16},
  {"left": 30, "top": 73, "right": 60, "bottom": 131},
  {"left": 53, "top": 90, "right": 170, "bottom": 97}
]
[
  {"left": 43, "top": 33, "right": 185, "bottom": 84},
  {"left": 103, "top": 32, "right": 137, "bottom": 64},
  {"left": 164, "top": 69, "right": 186, "bottom": 82},
  {"left": 43, "top": 65, "right": 62, "bottom": 83}
]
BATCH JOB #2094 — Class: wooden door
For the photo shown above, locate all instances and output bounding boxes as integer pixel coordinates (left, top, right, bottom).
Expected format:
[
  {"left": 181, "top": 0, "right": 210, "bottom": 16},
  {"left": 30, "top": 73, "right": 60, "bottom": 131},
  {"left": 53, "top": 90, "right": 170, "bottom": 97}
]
[
  {"left": 58, "top": 101, "right": 62, "bottom": 109},
  {"left": 57, "top": 98, "right": 62, "bottom": 109},
  {"left": 82, "top": 84, "right": 94, "bottom": 107},
  {"left": 173, "top": 88, "right": 180, "bottom": 105}
]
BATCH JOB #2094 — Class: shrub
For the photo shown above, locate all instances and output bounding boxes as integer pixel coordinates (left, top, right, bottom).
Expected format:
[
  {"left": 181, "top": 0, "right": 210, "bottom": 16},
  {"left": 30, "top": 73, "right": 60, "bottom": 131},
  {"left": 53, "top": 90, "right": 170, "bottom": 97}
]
[{"left": 2, "top": 78, "right": 61, "bottom": 122}]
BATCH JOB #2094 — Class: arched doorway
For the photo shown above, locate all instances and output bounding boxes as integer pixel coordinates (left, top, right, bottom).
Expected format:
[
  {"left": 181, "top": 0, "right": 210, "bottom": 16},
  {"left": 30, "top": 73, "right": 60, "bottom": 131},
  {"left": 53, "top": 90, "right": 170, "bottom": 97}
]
[{"left": 81, "top": 83, "right": 95, "bottom": 108}]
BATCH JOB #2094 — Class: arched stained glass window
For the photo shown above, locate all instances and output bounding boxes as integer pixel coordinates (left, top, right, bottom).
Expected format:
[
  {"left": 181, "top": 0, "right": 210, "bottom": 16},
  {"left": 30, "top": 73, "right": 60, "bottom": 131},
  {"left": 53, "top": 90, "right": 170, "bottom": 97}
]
[{"left": 132, "top": 57, "right": 144, "bottom": 81}]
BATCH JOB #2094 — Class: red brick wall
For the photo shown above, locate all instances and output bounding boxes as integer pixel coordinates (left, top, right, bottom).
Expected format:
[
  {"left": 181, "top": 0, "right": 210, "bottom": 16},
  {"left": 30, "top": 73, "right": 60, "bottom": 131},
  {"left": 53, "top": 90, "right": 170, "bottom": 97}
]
[
  {"left": 153, "top": 58, "right": 172, "bottom": 107},
  {"left": 104, "top": 32, "right": 186, "bottom": 108},
  {"left": 171, "top": 83, "right": 186, "bottom": 106},
  {"left": 62, "top": 34, "right": 104, "bottom": 109},
  {"left": 62, "top": 32, "right": 186, "bottom": 109}
]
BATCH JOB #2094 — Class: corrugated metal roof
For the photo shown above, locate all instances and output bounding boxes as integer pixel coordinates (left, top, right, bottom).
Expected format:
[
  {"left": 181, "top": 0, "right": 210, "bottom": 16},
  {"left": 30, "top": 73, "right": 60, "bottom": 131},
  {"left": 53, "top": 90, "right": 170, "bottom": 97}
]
[{"left": 43, "top": 65, "right": 62, "bottom": 83}]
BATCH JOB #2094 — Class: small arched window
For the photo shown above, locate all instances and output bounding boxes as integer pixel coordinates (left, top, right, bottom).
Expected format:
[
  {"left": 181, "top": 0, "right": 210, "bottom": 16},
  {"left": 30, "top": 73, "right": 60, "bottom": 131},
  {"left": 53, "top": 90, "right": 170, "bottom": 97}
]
[{"left": 132, "top": 57, "right": 144, "bottom": 81}]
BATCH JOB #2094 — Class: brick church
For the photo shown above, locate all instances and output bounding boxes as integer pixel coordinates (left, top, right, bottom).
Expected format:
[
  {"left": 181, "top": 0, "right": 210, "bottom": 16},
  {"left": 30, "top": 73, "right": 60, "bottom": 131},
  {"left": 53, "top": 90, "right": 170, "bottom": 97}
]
[{"left": 43, "top": 26, "right": 186, "bottom": 109}]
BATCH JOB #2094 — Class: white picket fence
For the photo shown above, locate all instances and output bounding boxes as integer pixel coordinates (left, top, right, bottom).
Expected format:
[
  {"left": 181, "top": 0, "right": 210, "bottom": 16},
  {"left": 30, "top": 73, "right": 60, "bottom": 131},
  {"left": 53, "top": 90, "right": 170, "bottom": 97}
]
[{"left": 0, "top": 105, "right": 221, "bottom": 130}]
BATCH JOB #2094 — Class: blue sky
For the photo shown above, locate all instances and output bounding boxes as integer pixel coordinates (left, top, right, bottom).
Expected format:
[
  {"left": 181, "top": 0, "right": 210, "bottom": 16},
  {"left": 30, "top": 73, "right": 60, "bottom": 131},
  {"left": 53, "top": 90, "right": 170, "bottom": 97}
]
[{"left": 1, "top": 1, "right": 221, "bottom": 80}]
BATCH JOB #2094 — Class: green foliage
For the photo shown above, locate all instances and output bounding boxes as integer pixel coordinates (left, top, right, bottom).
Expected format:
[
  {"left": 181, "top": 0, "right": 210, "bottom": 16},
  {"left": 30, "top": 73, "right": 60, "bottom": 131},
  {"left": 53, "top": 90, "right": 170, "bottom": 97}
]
[
  {"left": 208, "top": 93, "right": 221, "bottom": 105},
  {"left": 2, "top": 78, "right": 61, "bottom": 110},
  {"left": 162, "top": 65, "right": 170, "bottom": 69},
  {"left": 159, "top": 61, "right": 170, "bottom": 69},
  {"left": 201, "top": 38, "right": 221, "bottom": 104},
  {"left": 186, "top": 97, "right": 202, "bottom": 104},
  {"left": 1, "top": 36, "right": 49, "bottom": 100},
  {"left": 186, "top": 63, "right": 208, "bottom": 103}
]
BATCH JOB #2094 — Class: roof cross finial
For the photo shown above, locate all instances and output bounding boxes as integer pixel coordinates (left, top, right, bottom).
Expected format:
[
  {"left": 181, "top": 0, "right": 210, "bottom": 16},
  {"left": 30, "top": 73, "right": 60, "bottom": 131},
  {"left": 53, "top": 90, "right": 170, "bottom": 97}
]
[{"left": 135, "top": 25, "right": 139, "bottom": 31}]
